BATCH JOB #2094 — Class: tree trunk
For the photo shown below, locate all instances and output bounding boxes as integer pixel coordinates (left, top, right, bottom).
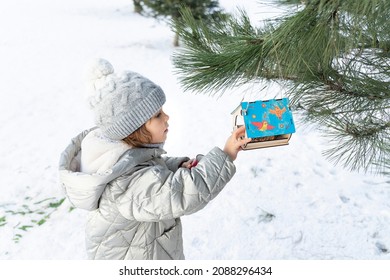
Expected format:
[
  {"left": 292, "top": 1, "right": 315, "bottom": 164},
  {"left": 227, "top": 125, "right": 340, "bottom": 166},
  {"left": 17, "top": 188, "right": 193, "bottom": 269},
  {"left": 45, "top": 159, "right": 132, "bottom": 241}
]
[{"left": 133, "top": 0, "right": 143, "bottom": 14}]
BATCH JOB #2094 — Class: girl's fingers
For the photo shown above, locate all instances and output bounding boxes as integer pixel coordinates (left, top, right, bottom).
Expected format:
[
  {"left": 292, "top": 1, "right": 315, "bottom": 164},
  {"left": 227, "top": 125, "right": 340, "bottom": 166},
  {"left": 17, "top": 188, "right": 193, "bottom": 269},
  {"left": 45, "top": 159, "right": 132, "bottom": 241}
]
[
  {"left": 238, "top": 136, "right": 252, "bottom": 147},
  {"left": 233, "top": 126, "right": 246, "bottom": 137},
  {"left": 233, "top": 126, "right": 251, "bottom": 146}
]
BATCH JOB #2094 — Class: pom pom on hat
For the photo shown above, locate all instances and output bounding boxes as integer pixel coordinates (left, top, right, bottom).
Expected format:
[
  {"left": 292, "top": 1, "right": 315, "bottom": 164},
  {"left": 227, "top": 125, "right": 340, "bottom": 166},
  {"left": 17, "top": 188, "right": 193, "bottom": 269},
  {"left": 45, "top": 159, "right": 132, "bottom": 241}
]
[
  {"left": 84, "top": 58, "right": 166, "bottom": 140},
  {"left": 85, "top": 58, "right": 116, "bottom": 109},
  {"left": 86, "top": 58, "right": 114, "bottom": 81}
]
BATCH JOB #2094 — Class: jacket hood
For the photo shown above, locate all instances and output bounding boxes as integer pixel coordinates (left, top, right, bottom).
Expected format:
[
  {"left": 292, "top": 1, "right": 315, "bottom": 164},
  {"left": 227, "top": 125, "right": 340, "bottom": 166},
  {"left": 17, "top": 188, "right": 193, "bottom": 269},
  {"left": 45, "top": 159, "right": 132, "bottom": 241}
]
[{"left": 58, "top": 127, "right": 165, "bottom": 211}]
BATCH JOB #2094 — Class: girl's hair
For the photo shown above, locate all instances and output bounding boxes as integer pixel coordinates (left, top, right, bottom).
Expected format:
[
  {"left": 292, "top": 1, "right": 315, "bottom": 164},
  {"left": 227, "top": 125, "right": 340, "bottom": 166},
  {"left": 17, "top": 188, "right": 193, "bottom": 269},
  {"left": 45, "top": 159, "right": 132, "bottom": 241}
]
[{"left": 122, "top": 124, "right": 152, "bottom": 147}]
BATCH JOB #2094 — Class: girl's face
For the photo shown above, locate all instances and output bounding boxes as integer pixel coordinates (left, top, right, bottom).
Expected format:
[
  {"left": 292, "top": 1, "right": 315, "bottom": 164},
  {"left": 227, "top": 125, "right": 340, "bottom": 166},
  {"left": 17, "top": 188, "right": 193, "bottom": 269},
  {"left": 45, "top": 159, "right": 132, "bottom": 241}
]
[{"left": 145, "top": 108, "right": 169, "bottom": 143}]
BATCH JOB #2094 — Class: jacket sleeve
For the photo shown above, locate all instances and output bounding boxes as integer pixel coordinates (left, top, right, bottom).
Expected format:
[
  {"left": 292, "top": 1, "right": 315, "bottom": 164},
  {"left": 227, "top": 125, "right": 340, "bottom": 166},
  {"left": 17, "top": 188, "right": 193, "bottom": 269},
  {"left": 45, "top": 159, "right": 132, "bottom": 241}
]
[
  {"left": 115, "top": 147, "right": 235, "bottom": 222},
  {"left": 163, "top": 156, "right": 190, "bottom": 172}
]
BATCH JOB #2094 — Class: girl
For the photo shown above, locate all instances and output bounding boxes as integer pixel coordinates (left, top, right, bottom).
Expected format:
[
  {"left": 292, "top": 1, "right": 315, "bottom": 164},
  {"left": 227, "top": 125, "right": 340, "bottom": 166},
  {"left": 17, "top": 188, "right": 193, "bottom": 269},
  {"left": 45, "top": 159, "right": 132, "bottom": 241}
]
[{"left": 59, "top": 58, "right": 251, "bottom": 260}]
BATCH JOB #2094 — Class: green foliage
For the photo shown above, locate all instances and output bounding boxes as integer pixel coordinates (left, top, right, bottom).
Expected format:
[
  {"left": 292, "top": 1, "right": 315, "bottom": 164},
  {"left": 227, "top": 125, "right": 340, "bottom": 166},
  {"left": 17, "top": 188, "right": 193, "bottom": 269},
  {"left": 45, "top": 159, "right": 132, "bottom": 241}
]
[
  {"left": 173, "top": 8, "right": 266, "bottom": 91},
  {"left": 1, "top": 196, "right": 67, "bottom": 243},
  {"left": 173, "top": 0, "right": 390, "bottom": 174},
  {"left": 133, "top": 0, "right": 143, "bottom": 14},
  {"left": 0, "top": 216, "right": 6, "bottom": 227},
  {"left": 138, "top": 0, "right": 225, "bottom": 46},
  {"left": 141, "top": 0, "right": 222, "bottom": 20}
]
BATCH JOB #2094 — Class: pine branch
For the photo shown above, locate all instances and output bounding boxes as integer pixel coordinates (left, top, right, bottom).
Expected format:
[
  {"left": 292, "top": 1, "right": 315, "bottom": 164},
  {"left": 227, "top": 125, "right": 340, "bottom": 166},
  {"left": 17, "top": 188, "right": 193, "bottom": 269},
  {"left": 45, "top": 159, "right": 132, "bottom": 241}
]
[
  {"left": 321, "top": 118, "right": 390, "bottom": 173},
  {"left": 172, "top": 8, "right": 290, "bottom": 94},
  {"left": 172, "top": 0, "right": 390, "bottom": 174}
]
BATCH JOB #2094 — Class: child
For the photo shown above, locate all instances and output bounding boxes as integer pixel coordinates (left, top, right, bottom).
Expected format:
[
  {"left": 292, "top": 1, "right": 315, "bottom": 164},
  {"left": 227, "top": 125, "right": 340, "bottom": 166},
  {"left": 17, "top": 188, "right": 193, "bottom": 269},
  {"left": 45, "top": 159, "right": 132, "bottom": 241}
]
[{"left": 59, "top": 58, "right": 251, "bottom": 260}]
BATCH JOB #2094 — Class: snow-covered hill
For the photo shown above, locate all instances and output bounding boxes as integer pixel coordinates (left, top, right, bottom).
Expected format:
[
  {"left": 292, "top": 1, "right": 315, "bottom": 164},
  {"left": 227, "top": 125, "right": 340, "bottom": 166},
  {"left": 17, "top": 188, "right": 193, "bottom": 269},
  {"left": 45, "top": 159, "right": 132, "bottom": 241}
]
[{"left": 0, "top": 0, "right": 389, "bottom": 261}]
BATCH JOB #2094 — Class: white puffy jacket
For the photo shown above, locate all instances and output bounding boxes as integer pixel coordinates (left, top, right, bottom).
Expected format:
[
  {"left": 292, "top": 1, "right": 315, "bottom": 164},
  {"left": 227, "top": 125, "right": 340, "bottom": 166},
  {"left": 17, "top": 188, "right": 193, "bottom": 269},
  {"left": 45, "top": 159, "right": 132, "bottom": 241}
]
[{"left": 59, "top": 128, "right": 236, "bottom": 259}]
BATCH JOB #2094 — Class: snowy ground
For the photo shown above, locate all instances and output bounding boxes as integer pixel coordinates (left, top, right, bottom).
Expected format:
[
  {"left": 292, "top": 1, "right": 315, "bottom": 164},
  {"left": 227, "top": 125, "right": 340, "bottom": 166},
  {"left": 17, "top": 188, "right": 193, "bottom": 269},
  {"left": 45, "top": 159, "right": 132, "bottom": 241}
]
[{"left": 0, "top": 0, "right": 389, "bottom": 261}]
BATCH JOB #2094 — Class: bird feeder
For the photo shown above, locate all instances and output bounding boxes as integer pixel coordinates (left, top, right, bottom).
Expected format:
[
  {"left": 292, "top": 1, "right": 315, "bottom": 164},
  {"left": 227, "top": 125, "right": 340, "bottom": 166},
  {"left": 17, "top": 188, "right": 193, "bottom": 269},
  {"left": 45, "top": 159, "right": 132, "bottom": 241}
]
[{"left": 231, "top": 98, "right": 296, "bottom": 150}]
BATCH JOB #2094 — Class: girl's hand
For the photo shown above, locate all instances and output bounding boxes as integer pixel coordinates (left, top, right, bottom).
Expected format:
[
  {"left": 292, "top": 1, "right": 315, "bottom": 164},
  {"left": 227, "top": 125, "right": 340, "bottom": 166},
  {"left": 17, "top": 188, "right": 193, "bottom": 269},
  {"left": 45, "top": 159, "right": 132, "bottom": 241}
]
[
  {"left": 223, "top": 126, "right": 251, "bottom": 161},
  {"left": 181, "top": 158, "right": 198, "bottom": 169}
]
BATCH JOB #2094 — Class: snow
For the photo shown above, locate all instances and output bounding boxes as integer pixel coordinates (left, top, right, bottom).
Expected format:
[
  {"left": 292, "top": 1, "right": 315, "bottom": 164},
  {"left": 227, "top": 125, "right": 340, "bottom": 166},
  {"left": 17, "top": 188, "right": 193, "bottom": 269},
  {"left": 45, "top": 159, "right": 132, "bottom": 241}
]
[{"left": 0, "top": 0, "right": 389, "bottom": 261}]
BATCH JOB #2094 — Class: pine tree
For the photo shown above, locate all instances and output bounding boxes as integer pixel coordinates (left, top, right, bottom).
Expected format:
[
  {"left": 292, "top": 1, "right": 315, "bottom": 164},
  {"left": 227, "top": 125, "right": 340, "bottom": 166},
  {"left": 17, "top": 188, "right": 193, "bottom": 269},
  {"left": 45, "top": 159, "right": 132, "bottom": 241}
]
[
  {"left": 172, "top": 0, "right": 390, "bottom": 174},
  {"left": 133, "top": 0, "right": 143, "bottom": 14},
  {"left": 139, "top": 0, "right": 224, "bottom": 46}
]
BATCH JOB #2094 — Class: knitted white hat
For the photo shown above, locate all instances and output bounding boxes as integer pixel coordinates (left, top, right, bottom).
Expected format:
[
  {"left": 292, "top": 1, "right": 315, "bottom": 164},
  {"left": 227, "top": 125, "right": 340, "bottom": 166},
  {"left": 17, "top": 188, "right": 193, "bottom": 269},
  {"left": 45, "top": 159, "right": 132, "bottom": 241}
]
[{"left": 85, "top": 58, "right": 166, "bottom": 140}]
